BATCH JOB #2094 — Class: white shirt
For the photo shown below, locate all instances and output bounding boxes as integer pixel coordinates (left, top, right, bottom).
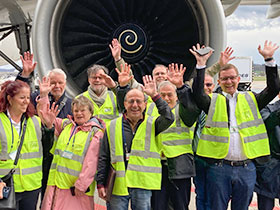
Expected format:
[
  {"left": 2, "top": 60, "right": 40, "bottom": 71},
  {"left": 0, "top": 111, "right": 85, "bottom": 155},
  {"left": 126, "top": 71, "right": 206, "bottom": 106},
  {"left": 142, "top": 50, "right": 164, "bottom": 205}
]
[
  {"left": 7, "top": 110, "right": 21, "bottom": 135},
  {"left": 222, "top": 91, "right": 247, "bottom": 161}
]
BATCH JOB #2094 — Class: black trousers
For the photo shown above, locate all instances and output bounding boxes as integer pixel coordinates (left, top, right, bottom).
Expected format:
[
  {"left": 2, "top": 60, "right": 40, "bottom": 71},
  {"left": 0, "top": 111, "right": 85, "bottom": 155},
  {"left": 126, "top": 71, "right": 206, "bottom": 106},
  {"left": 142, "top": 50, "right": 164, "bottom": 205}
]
[
  {"left": 41, "top": 154, "right": 53, "bottom": 202},
  {"left": 151, "top": 164, "right": 191, "bottom": 210},
  {"left": 16, "top": 188, "right": 41, "bottom": 210}
]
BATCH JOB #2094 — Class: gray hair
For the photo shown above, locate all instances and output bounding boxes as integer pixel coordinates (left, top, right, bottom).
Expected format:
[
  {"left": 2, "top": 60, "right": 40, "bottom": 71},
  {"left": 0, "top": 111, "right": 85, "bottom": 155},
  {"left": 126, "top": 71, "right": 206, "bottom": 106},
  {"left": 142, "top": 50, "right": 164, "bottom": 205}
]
[
  {"left": 72, "top": 95, "right": 94, "bottom": 115},
  {"left": 47, "top": 68, "right": 67, "bottom": 80},
  {"left": 87, "top": 64, "right": 109, "bottom": 77},
  {"left": 157, "top": 81, "right": 176, "bottom": 92}
]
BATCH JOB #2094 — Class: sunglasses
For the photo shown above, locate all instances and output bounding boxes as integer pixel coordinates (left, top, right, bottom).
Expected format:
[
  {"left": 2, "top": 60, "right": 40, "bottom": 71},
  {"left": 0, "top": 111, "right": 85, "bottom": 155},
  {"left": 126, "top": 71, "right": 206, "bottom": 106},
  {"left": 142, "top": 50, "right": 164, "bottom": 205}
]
[{"left": 205, "top": 83, "right": 213, "bottom": 87}]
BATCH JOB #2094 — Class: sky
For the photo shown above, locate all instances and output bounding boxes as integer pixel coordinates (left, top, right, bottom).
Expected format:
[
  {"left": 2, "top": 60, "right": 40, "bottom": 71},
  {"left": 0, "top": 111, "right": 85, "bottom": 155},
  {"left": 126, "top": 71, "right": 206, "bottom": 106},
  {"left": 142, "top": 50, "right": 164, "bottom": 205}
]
[{"left": 226, "top": 5, "right": 280, "bottom": 64}]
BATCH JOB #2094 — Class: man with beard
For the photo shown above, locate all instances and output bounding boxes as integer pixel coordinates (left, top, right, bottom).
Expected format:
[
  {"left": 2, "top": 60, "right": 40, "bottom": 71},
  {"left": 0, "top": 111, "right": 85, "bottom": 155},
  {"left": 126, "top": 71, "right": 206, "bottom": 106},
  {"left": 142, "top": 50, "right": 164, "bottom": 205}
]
[{"left": 80, "top": 64, "right": 120, "bottom": 125}]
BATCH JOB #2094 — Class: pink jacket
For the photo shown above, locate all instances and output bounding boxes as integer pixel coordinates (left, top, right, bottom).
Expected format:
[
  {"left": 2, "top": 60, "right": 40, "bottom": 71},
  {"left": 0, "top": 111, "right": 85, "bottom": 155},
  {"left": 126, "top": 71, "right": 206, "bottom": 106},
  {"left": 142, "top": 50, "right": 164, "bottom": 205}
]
[{"left": 38, "top": 96, "right": 106, "bottom": 210}]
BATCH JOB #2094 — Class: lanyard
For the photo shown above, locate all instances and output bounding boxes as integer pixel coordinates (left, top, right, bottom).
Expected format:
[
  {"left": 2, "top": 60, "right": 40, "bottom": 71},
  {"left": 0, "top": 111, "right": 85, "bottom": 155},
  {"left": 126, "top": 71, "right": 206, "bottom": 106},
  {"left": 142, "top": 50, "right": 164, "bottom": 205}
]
[
  {"left": 66, "top": 125, "right": 77, "bottom": 149},
  {"left": 122, "top": 120, "right": 128, "bottom": 153},
  {"left": 9, "top": 117, "right": 23, "bottom": 150}
]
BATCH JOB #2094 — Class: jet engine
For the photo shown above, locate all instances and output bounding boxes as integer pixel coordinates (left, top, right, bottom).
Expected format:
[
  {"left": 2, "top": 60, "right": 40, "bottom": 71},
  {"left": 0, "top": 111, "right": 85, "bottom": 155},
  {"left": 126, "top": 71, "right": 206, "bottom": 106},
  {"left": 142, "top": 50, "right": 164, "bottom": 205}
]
[{"left": 32, "top": 0, "right": 226, "bottom": 97}]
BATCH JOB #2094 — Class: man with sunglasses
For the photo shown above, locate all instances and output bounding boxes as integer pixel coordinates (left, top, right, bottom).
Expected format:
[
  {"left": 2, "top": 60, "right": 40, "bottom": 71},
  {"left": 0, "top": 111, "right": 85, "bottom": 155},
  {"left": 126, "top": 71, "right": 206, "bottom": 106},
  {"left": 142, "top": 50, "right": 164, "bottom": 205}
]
[{"left": 190, "top": 41, "right": 280, "bottom": 210}]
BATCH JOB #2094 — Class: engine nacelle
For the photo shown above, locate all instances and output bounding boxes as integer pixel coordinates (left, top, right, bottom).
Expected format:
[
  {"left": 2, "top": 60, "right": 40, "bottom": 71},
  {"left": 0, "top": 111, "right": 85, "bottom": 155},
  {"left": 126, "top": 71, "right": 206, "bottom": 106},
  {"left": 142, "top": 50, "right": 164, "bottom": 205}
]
[{"left": 33, "top": 0, "right": 226, "bottom": 97}]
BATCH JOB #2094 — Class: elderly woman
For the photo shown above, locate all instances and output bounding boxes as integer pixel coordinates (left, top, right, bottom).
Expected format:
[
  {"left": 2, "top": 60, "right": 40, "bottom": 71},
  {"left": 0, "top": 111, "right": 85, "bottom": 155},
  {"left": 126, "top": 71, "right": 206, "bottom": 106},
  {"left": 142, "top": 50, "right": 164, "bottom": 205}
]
[
  {"left": 0, "top": 80, "right": 42, "bottom": 210},
  {"left": 38, "top": 95, "right": 105, "bottom": 210}
]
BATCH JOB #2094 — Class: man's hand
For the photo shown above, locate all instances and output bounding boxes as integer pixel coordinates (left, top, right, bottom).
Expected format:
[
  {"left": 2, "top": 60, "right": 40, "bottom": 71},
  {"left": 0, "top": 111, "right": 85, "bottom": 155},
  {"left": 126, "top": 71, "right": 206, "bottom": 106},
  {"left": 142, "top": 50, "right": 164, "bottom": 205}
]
[
  {"left": 20, "top": 51, "right": 37, "bottom": 77},
  {"left": 189, "top": 44, "right": 213, "bottom": 66},
  {"left": 98, "top": 187, "right": 107, "bottom": 201},
  {"left": 109, "top": 38, "right": 122, "bottom": 61},
  {"left": 143, "top": 75, "right": 158, "bottom": 98},
  {"left": 39, "top": 76, "right": 55, "bottom": 98},
  {"left": 258, "top": 40, "right": 279, "bottom": 59},
  {"left": 219, "top": 47, "right": 235, "bottom": 67},
  {"left": 115, "top": 64, "right": 133, "bottom": 87},
  {"left": 167, "top": 63, "right": 186, "bottom": 88},
  {"left": 100, "top": 73, "right": 117, "bottom": 89}
]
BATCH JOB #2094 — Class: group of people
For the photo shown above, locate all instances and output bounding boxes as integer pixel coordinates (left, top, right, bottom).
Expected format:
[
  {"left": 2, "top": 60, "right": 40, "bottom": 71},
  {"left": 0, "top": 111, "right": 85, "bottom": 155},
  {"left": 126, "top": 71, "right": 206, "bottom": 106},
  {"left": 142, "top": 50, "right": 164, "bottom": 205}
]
[{"left": 0, "top": 38, "right": 279, "bottom": 210}]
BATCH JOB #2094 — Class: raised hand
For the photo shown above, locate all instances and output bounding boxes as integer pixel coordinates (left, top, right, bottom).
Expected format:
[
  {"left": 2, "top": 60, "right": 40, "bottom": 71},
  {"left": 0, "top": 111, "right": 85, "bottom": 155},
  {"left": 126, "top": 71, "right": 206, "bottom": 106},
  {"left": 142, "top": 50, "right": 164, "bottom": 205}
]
[
  {"left": 109, "top": 38, "right": 122, "bottom": 61},
  {"left": 39, "top": 76, "right": 55, "bottom": 98},
  {"left": 189, "top": 43, "right": 213, "bottom": 66},
  {"left": 219, "top": 47, "right": 235, "bottom": 67},
  {"left": 167, "top": 63, "right": 186, "bottom": 88},
  {"left": 99, "top": 73, "right": 116, "bottom": 89},
  {"left": 258, "top": 40, "right": 279, "bottom": 59},
  {"left": 20, "top": 51, "right": 37, "bottom": 77},
  {"left": 115, "top": 63, "right": 133, "bottom": 87},
  {"left": 39, "top": 102, "right": 59, "bottom": 129},
  {"left": 143, "top": 75, "right": 157, "bottom": 98}
]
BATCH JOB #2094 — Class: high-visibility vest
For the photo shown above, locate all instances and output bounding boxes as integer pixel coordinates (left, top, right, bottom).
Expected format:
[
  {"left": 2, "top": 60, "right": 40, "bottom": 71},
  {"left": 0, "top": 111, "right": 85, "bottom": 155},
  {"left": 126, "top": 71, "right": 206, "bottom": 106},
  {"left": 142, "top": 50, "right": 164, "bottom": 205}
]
[
  {"left": 159, "top": 104, "right": 194, "bottom": 158},
  {"left": 145, "top": 102, "right": 159, "bottom": 117},
  {"left": 0, "top": 113, "right": 42, "bottom": 192},
  {"left": 48, "top": 121, "right": 100, "bottom": 196},
  {"left": 107, "top": 116, "right": 161, "bottom": 196},
  {"left": 197, "top": 92, "right": 270, "bottom": 159},
  {"left": 81, "top": 91, "right": 119, "bottom": 125}
]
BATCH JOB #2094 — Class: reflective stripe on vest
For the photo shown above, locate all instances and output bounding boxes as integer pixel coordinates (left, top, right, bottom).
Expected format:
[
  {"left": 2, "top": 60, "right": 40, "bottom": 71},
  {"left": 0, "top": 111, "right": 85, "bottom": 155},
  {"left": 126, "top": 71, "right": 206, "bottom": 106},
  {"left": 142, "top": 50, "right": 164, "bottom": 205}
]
[
  {"left": 159, "top": 105, "right": 193, "bottom": 157},
  {"left": 0, "top": 114, "right": 42, "bottom": 192},
  {"left": 82, "top": 91, "right": 119, "bottom": 121},
  {"left": 198, "top": 92, "right": 269, "bottom": 159},
  {"left": 48, "top": 124, "right": 98, "bottom": 195},
  {"left": 108, "top": 116, "right": 161, "bottom": 195}
]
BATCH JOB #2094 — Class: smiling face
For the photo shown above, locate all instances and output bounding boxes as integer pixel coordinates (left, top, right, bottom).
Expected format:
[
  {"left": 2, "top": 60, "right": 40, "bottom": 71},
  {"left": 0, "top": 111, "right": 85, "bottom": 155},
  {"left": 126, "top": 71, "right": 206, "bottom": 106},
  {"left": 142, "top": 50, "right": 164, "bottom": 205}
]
[
  {"left": 73, "top": 104, "right": 92, "bottom": 125},
  {"left": 88, "top": 69, "right": 106, "bottom": 96},
  {"left": 159, "top": 84, "right": 177, "bottom": 109},
  {"left": 7, "top": 87, "right": 30, "bottom": 115},
  {"left": 218, "top": 68, "right": 240, "bottom": 96},
  {"left": 124, "top": 89, "right": 146, "bottom": 121},
  {"left": 152, "top": 65, "right": 167, "bottom": 86},
  {"left": 49, "top": 72, "right": 66, "bottom": 100}
]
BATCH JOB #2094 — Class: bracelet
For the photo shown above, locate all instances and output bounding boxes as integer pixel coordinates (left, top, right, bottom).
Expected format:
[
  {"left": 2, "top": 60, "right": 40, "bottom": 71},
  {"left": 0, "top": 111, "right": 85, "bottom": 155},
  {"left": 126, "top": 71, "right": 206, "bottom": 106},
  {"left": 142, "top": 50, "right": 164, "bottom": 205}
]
[
  {"left": 265, "top": 57, "right": 273, "bottom": 62},
  {"left": 115, "top": 58, "right": 122, "bottom": 62}
]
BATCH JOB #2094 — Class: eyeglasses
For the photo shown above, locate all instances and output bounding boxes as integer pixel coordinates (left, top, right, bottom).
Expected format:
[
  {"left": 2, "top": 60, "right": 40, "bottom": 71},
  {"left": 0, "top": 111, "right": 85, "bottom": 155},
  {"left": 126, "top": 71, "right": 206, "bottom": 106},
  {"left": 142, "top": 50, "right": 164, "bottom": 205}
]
[
  {"left": 219, "top": 75, "right": 238, "bottom": 81},
  {"left": 205, "top": 83, "right": 213, "bottom": 87},
  {"left": 125, "top": 99, "right": 144, "bottom": 105}
]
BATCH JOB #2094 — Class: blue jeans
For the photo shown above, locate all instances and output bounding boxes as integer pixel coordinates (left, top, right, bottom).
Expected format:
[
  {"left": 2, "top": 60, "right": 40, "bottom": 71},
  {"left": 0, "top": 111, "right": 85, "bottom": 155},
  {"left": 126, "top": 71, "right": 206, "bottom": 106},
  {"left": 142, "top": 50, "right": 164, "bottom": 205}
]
[
  {"left": 207, "top": 161, "right": 256, "bottom": 210},
  {"left": 107, "top": 188, "right": 152, "bottom": 210},
  {"left": 193, "top": 156, "right": 211, "bottom": 210}
]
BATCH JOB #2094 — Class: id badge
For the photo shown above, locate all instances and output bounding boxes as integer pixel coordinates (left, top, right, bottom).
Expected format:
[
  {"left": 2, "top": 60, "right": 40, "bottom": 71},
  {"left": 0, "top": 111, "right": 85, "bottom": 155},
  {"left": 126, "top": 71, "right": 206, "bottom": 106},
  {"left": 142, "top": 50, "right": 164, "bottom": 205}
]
[
  {"left": 126, "top": 153, "right": 130, "bottom": 161},
  {"left": 62, "top": 151, "right": 73, "bottom": 159},
  {"left": 9, "top": 150, "right": 17, "bottom": 161}
]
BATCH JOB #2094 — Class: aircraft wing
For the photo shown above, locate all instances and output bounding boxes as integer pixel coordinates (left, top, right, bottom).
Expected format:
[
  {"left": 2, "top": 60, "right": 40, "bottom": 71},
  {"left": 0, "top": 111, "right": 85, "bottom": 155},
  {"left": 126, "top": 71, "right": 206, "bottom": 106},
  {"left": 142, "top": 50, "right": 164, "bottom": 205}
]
[{"left": 221, "top": 0, "right": 280, "bottom": 18}]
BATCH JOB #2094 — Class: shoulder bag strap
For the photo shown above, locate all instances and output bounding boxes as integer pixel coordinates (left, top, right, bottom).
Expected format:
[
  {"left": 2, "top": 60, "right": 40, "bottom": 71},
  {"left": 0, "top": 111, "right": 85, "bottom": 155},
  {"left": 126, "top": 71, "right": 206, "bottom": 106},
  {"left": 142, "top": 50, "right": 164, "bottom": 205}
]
[{"left": 13, "top": 118, "right": 27, "bottom": 166}]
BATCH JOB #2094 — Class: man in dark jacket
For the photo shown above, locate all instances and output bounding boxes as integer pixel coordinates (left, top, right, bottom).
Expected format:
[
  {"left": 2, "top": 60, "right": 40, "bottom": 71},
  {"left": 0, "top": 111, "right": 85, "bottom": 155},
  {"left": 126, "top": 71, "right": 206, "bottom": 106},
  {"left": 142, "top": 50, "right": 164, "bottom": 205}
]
[
  {"left": 96, "top": 64, "right": 174, "bottom": 210},
  {"left": 255, "top": 95, "right": 280, "bottom": 210}
]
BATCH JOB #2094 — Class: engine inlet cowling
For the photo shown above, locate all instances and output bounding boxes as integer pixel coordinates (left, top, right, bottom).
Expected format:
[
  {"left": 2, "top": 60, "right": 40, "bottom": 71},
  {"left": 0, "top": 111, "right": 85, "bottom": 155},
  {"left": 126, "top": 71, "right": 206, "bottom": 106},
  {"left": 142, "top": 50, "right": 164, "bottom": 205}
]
[{"left": 33, "top": 0, "right": 226, "bottom": 97}]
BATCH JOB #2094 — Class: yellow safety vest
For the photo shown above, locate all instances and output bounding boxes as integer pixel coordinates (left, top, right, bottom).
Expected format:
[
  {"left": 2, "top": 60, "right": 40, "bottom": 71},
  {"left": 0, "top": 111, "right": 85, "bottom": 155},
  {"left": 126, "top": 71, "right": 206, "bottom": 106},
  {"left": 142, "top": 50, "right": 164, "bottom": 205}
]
[
  {"left": 0, "top": 113, "right": 42, "bottom": 192},
  {"left": 197, "top": 92, "right": 270, "bottom": 159},
  {"left": 107, "top": 116, "right": 161, "bottom": 196},
  {"left": 48, "top": 121, "right": 100, "bottom": 196},
  {"left": 145, "top": 102, "right": 159, "bottom": 117},
  {"left": 81, "top": 90, "right": 119, "bottom": 125},
  {"left": 159, "top": 104, "right": 194, "bottom": 158}
]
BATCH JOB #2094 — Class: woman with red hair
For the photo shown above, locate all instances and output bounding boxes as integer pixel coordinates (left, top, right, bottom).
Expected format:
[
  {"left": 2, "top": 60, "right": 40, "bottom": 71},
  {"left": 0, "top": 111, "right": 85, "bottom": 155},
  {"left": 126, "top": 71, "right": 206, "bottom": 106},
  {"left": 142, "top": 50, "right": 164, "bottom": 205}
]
[{"left": 0, "top": 80, "right": 42, "bottom": 210}]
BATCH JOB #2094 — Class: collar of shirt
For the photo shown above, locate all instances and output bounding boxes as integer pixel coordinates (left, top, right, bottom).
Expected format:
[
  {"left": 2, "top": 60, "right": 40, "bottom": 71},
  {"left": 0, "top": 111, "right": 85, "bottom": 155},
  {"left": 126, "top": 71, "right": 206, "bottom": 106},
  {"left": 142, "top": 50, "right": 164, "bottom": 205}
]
[{"left": 222, "top": 90, "right": 239, "bottom": 100}]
